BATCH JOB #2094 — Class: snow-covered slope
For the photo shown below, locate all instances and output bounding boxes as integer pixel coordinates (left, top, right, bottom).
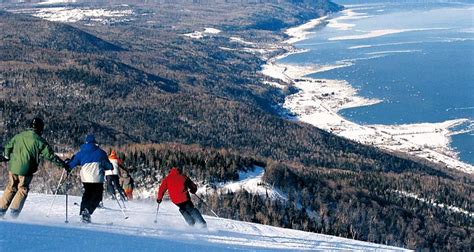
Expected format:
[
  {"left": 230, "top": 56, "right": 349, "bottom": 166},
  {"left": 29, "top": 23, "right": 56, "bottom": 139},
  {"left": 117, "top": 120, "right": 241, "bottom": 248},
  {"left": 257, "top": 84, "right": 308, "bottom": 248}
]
[
  {"left": 0, "top": 192, "right": 408, "bottom": 251},
  {"left": 197, "top": 167, "right": 287, "bottom": 201}
]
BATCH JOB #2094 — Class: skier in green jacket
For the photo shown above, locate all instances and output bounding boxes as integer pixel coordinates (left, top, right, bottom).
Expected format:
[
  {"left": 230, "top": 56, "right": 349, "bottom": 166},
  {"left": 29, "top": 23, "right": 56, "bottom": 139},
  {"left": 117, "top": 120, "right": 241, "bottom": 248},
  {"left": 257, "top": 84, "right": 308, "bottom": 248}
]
[{"left": 0, "top": 118, "right": 68, "bottom": 218}]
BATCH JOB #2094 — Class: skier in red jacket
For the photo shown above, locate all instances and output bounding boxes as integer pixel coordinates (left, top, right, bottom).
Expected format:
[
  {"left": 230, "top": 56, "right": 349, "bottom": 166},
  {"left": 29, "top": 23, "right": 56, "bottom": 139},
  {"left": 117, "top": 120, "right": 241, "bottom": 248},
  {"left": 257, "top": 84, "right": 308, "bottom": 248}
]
[{"left": 156, "top": 167, "right": 206, "bottom": 227}]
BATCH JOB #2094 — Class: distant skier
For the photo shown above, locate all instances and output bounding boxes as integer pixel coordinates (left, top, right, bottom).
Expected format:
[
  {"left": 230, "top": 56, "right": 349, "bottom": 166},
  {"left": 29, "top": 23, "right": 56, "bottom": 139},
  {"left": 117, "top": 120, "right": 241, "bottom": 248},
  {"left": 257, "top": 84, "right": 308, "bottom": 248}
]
[
  {"left": 67, "top": 134, "right": 112, "bottom": 223},
  {"left": 105, "top": 150, "right": 127, "bottom": 201},
  {"left": 0, "top": 118, "right": 68, "bottom": 218},
  {"left": 120, "top": 170, "right": 134, "bottom": 201},
  {"left": 156, "top": 167, "right": 206, "bottom": 227}
]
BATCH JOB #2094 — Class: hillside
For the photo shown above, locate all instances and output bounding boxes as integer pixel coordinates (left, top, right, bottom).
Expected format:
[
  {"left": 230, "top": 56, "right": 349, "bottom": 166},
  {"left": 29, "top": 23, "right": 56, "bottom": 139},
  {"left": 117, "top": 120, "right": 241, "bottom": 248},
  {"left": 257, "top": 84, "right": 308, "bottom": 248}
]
[
  {"left": 0, "top": 2, "right": 451, "bottom": 176},
  {"left": 0, "top": 192, "right": 407, "bottom": 251},
  {"left": 10, "top": 143, "right": 470, "bottom": 251}
]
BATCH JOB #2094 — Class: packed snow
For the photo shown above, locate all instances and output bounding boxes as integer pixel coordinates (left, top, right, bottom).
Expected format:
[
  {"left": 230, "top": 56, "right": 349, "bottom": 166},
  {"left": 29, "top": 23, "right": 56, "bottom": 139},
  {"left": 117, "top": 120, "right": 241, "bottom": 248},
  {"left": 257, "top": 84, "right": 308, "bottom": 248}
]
[
  {"left": 259, "top": 8, "right": 474, "bottom": 174},
  {"left": 0, "top": 192, "right": 407, "bottom": 251}
]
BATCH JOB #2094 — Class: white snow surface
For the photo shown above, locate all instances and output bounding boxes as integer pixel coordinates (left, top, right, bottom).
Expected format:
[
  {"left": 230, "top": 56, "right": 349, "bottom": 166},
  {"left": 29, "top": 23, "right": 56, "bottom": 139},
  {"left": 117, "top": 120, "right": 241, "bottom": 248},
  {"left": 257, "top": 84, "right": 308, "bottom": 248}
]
[
  {"left": 197, "top": 167, "right": 287, "bottom": 201},
  {"left": 204, "top": 28, "right": 221, "bottom": 34},
  {"left": 37, "top": 0, "right": 77, "bottom": 5},
  {"left": 0, "top": 192, "right": 407, "bottom": 251},
  {"left": 285, "top": 16, "right": 328, "bottom": 44},
  {"left": 327, "top": 9, "right": 373, "bottom": 31},
  {"left": 184, "top": 28, "right": 221, "bottom": 39},
  {"left": 15, "top": 7, "right": 133, "bottom": 23},
  {"left": 392, "top": 190, "right": 474, "bottom": 218}
]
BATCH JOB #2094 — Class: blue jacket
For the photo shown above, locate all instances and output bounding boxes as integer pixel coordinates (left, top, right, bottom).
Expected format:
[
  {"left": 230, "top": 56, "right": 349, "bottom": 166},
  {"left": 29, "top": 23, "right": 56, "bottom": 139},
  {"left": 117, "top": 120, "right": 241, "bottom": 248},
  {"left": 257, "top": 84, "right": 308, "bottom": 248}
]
[{"left": 68, "top": 143, "right": 112, "bottom": 183}]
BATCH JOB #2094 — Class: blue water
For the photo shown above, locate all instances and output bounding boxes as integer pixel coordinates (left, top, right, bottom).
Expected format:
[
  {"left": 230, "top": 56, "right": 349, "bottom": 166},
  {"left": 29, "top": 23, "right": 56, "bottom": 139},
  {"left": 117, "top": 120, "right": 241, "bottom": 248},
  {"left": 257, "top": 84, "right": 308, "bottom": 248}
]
[{"left": 280, "top": 1, "right": 474, "bottom": 165}]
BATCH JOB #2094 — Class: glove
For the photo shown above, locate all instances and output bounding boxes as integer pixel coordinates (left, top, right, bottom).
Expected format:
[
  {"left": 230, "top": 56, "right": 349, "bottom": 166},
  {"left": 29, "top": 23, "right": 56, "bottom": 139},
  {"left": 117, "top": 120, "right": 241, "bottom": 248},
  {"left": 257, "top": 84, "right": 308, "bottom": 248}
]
[
  {"left": 156, "top": 199, "right": 162, "bottom": 204},
  {"left": 62, "top": 160, "right": 71, "bottom": 173}
]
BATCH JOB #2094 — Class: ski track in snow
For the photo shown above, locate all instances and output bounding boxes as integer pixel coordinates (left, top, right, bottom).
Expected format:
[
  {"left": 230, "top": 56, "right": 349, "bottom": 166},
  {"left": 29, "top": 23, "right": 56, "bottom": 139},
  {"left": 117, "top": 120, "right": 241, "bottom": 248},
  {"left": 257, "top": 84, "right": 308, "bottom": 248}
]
[{"left": 0, "top": 192, "right": 408, "bottom": 251}]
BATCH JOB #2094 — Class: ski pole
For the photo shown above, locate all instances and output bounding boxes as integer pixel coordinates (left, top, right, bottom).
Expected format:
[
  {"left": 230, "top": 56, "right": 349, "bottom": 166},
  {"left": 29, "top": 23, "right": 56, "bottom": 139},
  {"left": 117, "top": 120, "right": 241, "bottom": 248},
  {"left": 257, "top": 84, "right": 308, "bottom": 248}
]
[
  {"left": 194, "top": 194, "right": 219, "bottom": 218},
  {"left": 112, "top": 179, "right": 127, "bottom": 208},
  {"left": 46, "top": 169, "right": 66, "bottom": 217},
  {"left": 65, "top": 172, "right": 70, "bottom": 224},
  {"left": 113, "top": 195, "right": 129, "bottom": 219},
  {"left": 154, "top": 203, "right": 160, "bottom": 224}
]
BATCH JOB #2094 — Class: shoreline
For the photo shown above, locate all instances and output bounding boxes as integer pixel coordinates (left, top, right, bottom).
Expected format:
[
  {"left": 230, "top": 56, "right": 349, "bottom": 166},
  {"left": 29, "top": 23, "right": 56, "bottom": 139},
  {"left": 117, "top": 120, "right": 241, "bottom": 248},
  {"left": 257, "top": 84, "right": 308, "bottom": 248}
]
[{"left": 260, "top": 14, "right": 474, "bottom": 174}]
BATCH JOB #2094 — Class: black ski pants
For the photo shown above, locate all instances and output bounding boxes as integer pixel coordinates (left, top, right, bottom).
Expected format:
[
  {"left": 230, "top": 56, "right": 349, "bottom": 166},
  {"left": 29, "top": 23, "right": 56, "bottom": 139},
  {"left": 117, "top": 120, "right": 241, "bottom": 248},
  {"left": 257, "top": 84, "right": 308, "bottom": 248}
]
[
  {"left": 177, "top": 200, "right": 206, "bottom": 227},
  {"left": 81, "top": 183, "right": 103, "bottom": 215},
  {"left": 106, "top": 175, "right": 126, "bottom": 200}
]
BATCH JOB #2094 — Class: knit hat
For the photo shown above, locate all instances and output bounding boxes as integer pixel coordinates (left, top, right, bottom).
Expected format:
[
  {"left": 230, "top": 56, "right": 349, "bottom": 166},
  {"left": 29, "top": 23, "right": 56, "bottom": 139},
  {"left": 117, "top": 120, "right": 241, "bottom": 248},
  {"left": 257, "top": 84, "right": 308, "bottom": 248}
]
[
  {"left": 31, "top": 117, "right": 44, "bottom": 133},
  {"left": 85, "top": 134, "right": 96, "bottom": 144},
  {"left": 109, "top": 150, "right": 118, "bottom": 160}
]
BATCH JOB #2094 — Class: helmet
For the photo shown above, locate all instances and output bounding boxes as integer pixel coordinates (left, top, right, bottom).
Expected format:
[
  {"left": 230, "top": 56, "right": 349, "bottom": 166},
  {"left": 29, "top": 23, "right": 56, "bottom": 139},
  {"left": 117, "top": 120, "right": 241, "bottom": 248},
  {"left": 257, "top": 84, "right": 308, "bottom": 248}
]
[{"left": 31, "top": 118, "right": 44, "bottom": 133}]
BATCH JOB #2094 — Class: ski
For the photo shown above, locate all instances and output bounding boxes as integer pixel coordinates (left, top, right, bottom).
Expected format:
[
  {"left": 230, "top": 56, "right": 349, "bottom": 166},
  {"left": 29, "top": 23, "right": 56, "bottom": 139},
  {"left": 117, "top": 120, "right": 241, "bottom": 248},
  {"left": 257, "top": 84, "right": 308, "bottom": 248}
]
[
  {"left": 88, "top": 221, "right": 114, "bottom": 226},
  {"left": 78, "top": 220, "right": 114, "bottom": 226},
  {"left": 73, "top": 202, "right": 128, "bottom": 219}
]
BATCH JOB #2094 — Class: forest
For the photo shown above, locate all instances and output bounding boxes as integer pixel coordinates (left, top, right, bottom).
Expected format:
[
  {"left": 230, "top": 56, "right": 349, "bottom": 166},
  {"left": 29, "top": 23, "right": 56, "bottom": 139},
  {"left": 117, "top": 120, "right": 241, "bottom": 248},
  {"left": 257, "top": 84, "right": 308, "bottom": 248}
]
[{"left": 17, "top": 144, "right": 471, "bottom": 250}]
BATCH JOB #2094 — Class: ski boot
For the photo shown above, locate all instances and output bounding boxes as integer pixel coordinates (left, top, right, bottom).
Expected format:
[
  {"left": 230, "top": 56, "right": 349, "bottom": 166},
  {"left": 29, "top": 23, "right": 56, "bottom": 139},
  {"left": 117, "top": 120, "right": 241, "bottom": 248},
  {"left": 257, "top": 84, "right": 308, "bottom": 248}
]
[
  {"left": 0, "top": 209, "right": 6, "bottom": 219},
  {"left": 10, "top": 209, "right": 20, "bottom": 219},
  {"left": 81, "top": 209, "right": 91, "bottom": 223}
]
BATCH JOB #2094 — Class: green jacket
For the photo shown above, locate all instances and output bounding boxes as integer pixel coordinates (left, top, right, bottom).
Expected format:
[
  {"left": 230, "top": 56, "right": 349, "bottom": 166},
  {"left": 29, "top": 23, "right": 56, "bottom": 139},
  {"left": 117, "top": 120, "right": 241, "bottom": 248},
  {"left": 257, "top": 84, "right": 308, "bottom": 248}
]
[{"left": 3, "top": 130, "right": 65, "bottom": 176}]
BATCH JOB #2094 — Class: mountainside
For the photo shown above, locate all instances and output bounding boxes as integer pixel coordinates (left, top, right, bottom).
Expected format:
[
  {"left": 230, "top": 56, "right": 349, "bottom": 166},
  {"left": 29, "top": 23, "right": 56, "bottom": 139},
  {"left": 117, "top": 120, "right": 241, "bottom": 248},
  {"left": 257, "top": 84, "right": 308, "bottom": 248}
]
[
  {"left": 0, "top": 3, "right": 448, "bottom": 175},
  {"left": 0, "top": 192, "right": 407, "bottom": 251},
  {"left": 0, "top": 1, "right": 473, "bottom": 250},
  {"left": 14, "top": 142, "right": 471, "bottom": 251},
  {"left": 0, "top": 12, "right": 124, "bottom": 53}
]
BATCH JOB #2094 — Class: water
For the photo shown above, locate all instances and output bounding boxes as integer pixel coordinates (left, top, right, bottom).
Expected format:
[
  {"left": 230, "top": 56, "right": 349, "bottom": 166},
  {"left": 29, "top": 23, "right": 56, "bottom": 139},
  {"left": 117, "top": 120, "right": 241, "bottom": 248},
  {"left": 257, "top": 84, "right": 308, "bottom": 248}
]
[{"left": 280, "top": 1, "right": 474, "bottom": 165}]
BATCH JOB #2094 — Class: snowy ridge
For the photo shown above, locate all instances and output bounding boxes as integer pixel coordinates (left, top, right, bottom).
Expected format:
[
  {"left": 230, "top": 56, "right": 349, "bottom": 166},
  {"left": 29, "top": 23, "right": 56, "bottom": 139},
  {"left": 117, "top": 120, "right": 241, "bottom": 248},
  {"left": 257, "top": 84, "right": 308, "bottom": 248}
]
[{"left": 0, "top": 192, "right": 408, "bottom": 251}]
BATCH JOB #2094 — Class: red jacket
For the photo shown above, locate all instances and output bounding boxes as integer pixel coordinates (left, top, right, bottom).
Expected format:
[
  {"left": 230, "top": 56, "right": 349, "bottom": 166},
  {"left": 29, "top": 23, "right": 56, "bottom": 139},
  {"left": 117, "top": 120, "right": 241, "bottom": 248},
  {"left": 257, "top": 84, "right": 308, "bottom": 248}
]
[{"left": 157, "top": 168, "right": 197, "bottom": 205}]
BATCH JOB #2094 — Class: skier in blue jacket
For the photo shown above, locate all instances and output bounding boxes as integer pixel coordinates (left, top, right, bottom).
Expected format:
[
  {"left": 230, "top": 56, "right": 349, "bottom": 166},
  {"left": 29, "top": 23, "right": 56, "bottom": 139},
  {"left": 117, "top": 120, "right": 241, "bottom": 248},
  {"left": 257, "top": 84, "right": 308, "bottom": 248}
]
[{"left": 67, "top": 134, "right": 112, "bottom": 223}]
